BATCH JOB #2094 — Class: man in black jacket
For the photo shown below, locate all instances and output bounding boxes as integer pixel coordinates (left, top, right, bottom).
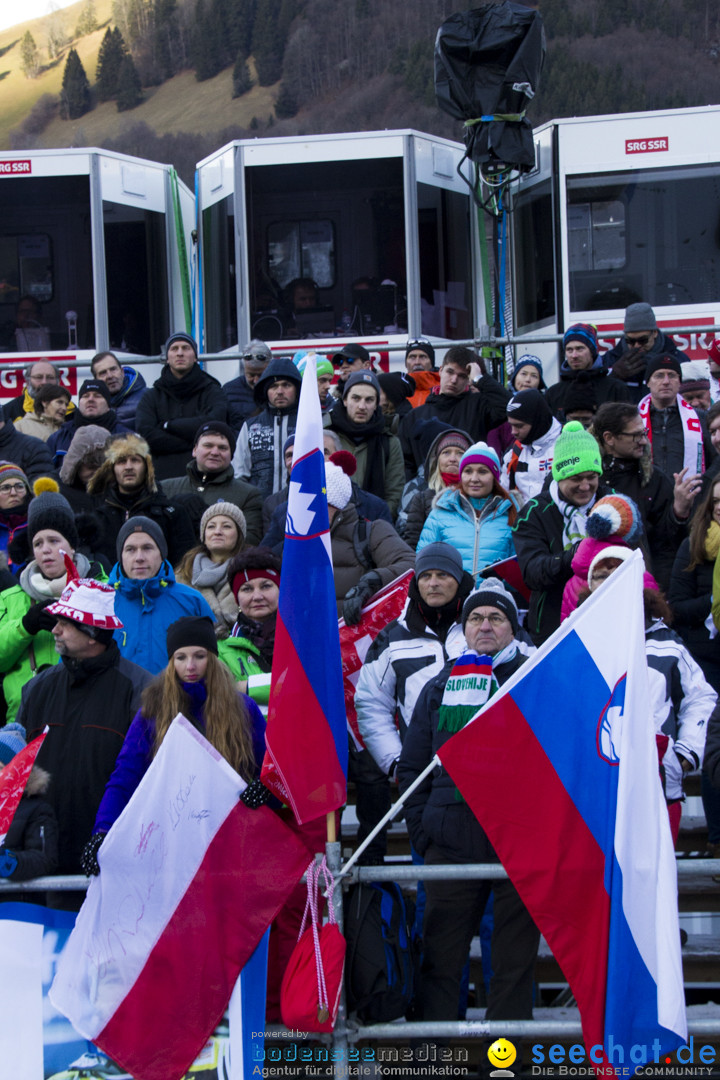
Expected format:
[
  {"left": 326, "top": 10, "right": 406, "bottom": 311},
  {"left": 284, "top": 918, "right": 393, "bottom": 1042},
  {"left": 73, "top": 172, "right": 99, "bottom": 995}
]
[
  {"left": 232, "top": 357, "right": 301, "bottom": 499},
  {"left": 18, "top": 577, "right": 152, "bottom": 896},
  {"left": 88, "top": 432, "right": 197, "bottom": 567},
  {"left": 399, "top": 347, "right": 510, "bottom": 477},
  {"left": 398, "top": 579, "right": 539, "bottom": 1024},
  {"left": 135, "top": 332, "right": 231, "bottom": 480},
  {"left": 592, "top": 401, "right": 697, "bottom": 589},
  {"left": 0, "top": 414, "right": 55, "bottom": 482},
  {"left": 47, "top": 379, "right": 131, "bottom": 470},
  {"left": 602, "top": 302, "right": 684, "bottom": 403}
]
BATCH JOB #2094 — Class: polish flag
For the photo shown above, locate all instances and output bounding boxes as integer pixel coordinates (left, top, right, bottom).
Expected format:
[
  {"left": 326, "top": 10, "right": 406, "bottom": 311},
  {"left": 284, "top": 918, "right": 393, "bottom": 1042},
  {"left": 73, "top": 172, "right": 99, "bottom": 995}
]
[
  {"left": 0, "top": 733, "right": 46, "bottom": 846},
  {"left": 50, "top": 715, "right": 309, "bottom": 1080}
]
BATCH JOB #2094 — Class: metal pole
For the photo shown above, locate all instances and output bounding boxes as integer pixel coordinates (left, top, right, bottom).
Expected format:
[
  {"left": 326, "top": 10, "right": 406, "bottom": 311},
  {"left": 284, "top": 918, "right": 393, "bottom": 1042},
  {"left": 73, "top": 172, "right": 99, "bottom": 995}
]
[{"left": 325, "top": 839, "right": 351, "bottom": 1079}]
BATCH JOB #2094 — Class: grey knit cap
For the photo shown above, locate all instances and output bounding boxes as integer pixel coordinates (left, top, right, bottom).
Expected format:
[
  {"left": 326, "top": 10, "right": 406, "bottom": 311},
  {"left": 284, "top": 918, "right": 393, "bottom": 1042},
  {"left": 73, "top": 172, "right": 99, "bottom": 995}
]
[
  {"left": 462, "top": 578, "right": 519, "bottom": 634},
  {"left": 200, "top": 502, "right": 247, "bottom": 543},
  {"left": 624, "top": 302, "right": 658, "bottom": 333},
  {"left": 116, "top": 515, "right": 168, "bottom": 563},
  {"left": 415, "top": 542, "right": 464, "bottom": 585}
]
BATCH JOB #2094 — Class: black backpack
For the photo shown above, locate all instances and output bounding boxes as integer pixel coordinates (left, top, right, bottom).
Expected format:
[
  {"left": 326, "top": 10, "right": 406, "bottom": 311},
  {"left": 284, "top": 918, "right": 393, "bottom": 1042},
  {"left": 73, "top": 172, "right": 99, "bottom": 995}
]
[{"left": 344, "top": 882, "right": 416, "bottom": 1023}]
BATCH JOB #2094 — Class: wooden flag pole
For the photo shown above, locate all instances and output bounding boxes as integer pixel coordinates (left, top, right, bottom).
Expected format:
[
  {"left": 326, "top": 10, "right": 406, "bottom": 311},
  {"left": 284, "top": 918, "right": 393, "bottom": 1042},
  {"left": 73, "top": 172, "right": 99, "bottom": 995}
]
[{"left": 326, "top": 810, "right": 336, "bottom": 844}]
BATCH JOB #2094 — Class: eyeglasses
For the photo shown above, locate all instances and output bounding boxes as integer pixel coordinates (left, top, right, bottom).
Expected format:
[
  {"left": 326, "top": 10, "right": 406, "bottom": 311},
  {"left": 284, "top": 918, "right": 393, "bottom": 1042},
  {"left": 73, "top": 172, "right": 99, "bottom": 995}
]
[
  {"left": 624, "top": 334, "right": 652, "bottom": 347},
  {"left": 618, "top": 430, "right": 648, "bottom": 442},
  {"left": 0, "top": 483, "right": 26, "bottom": 494},
  {"left": 466, "top": 612, "right": 508, "bottom": 627}
]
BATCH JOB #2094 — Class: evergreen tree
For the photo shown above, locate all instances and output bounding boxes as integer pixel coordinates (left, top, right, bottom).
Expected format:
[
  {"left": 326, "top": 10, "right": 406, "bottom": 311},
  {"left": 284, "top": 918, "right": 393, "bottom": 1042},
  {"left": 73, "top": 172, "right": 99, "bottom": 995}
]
[
  {"left": 116, "top": 52, "right": 143, "bottom": 109},
  {"left": 76, "top": 0, "right": 98, "bottom": 36},
  {"left": 60, "top": 48, "right": 91, "bottom": 119},
  {"left": 193, "top": 0, "right": 222, "bottom": 81},
  {"left": 96, "top": 27, "right": 127, "bottom": 101},
  {"left": 20, "top": 31, "right": 41, "bottom": 79},
  {"left": 274, "top": 79, "right": 297, "bottom": 117},
  {"left": 232, "top": 54, "right": 254, "bottom": 97},
  {"left": 152, "top": 0, "right": 179, "bottom": 81},
  {"left": 252, "top": 0, "right": 283, "bottom": 86}
]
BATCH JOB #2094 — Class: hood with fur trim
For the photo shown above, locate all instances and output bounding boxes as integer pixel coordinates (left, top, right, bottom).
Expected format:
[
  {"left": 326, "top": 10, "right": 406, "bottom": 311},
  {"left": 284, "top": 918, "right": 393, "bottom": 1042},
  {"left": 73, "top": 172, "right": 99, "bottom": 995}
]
[
  {"left": 23, "top": 765, "right": 51, "bottom": 797},
  {"left": 88, "top": 432, "right": 157, "bottom": 495}
]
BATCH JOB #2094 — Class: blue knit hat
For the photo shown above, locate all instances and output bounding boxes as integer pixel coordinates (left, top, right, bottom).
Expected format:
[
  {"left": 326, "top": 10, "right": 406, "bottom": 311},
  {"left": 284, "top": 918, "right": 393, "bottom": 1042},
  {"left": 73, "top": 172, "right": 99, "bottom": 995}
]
[
  {"left": 563, "top": 323, "right": 599, "bottom": 360},
  {"left": 0, "top": 723, "right": 26, "bottom": 765},
  {"left": 511, "top": 354, "right": 546, "bottom": 390}
]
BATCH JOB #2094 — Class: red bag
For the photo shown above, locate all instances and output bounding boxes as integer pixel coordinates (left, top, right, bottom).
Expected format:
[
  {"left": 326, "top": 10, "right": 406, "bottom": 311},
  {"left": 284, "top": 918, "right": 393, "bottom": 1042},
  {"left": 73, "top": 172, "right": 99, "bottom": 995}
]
[{"left": 280, "top": 856, "right": 346, "bottom": 1033}]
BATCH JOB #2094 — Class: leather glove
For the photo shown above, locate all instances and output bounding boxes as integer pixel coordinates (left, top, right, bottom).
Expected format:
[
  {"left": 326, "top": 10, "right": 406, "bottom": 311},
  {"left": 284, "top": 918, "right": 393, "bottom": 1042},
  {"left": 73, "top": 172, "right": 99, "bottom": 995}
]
[
  {"left": 240, "top": 778, "right": 273, "bottom": 809},
  {"left": 22, "top": 600, "right": 57, "bottom": 636},
  {"left": 342, "top": 570, "right": 382, "bottom": 626},
  {"left": 0, "top": 848, "right": 18, "bottom": 878},
  {"left": 80, "top": 831, "right": 107, "bottom": 876},
  {"left": 610, "top": 348, "right": 647, "bottom": 381}
]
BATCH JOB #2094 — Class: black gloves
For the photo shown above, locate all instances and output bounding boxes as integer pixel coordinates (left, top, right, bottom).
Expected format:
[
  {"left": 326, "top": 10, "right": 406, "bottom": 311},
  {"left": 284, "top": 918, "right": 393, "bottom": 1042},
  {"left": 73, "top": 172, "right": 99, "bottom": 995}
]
[
  {"left": 240, "top": 778, "right": 273, "bottom": 809},
  {"left": 342, "top": 570, "right": 382, "bottom": 626},
  {"left": 80, "top": 832, "right": 107, "bottom": 876},
  {"left": 611, "top": 348, "right": 647, "bottom": 382},
  {"left": 22, "top": 600, "right": 57, "bottom": 636}
]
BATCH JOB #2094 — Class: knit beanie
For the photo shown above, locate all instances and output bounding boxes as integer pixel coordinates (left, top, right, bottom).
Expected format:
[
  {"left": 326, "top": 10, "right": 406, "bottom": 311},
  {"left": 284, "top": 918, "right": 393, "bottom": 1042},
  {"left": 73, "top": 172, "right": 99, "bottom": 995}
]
[
  {"left": 316, "top": 359, "right": 334, "bottom": 378},
  {"left": 164, "top": 331, "right": 198, "bottom": 358},
  {"left": 324, "top": 460, "right": 352, "bottom": 510},
  {"left": 0, "top": 722, "right": 26, "bottom": 765},
  {"left": 166, "top": 615, "right": 218, "bottom": 658},
  {"left": 283, "top": 434, "right": 296, "bottom": 457},
  {"left": 415, "top": 542, "right": 464, "bottom": 585},
  {"left": 377, "top": 372, "right": 416, "bottom": 406},
  {"left": 680, "top": 377, "right": 710, "bottom": 396},
  {"left": 0, "top": 461, "right": 30, "bottom": 493},
  {"left": 27, "top": 490, "right": 79, "bottom": 548},
  {"left": 405, "top": 339, "right": 436, "bottom": 366},
  {"left": 462, "top": 579, "right": 519, "bottom": 634},
  {"left": 116, "top": 516, "right": 168, "bottom": 563},
  {"left": 645, "top": 354, "right": 682, "bottom": 381},
  {"left": 78, "top": 379, "right": 112, "bottom": 405},
  {"left": 511, "top": 354, "right": 546, "bottom": 390},
  {"left": 194, "top": 420, "right": 237, "bottom": 456},
  {"left": 506, "top": 390, "right": 554, "bottom": 442},
  {"left": 586, "top": 494, "right": 643, "bottom": 544},
  {"left": 562, "top": 382, "right": 598, "bottom": 416},
  {"left": 459, "top": 442, "right": 501, "bottom": 482},
  {"left": 200, "top": 501, "right": 247, "bottom": 543},
  {"left": 551, "top": 421, "right": 602, "bottom": 481},
  {"left": 563, "top": 323, "right": 599, "bottom": 360},
  {"left": 587, "top": 546, "right": 633, "bottom": 588},
  {"left": 342, "top": 370, "right": 381, "bottom": 400},
  {"left": 624, "top": 302, "right": 658, "bottom": 333}
]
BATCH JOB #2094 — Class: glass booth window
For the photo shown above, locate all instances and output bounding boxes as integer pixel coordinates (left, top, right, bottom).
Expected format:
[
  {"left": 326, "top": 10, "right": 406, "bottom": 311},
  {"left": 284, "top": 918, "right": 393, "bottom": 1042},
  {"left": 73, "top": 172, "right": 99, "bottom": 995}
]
[
  {"left": 267, "top": 220, "right": 335, "bottom": 289},
  {"left": 417, "top": 182, "right": 473, "bottom": 340},
  {"left": 203, "top": 194, "right": 237, "bottom": 353},
  {"left": 567, "top": 165, "right": 720, "bottom": 313},
  {"left": 512, "top": 181, "right": 556, "bottom": 329},
  {"left": 104, "top": 201, "right": 169, "bottom": 356},
  {"left": 0, "top": 175, "right": 93, "bottom": 351}
]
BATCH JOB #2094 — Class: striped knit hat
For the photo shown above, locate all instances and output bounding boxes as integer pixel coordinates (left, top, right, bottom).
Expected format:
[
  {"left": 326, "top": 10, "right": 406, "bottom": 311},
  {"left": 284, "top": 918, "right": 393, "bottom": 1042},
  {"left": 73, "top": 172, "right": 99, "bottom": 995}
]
[
  {"left": 586, "top": 494, "right": 643, "bottom": 544},
  {"left": 0, "top": 461, "right": 30, "bottom": 493},
  {"left": 459, "top": 442, "right": 501, "bottom": 482},
  {"left": 564, "top": 323, "right": 599, "bottom": 360}
]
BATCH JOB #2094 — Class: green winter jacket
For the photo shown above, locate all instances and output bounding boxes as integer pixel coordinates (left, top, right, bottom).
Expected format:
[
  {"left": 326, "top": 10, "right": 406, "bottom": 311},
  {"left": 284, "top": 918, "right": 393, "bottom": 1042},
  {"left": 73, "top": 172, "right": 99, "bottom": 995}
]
[
  {"left": 0, "top": 559, "right": 108, "bottom": 723},
  {"left": 217, "top": 633, "right": 271, "bottom": 712}
]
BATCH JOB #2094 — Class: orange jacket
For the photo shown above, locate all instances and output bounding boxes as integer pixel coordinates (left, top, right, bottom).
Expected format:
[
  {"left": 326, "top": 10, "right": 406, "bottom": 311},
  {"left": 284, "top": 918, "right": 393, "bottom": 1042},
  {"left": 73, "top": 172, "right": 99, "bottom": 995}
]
[{"left": 407, "top": 370, "right": 441, "bottom": 409}]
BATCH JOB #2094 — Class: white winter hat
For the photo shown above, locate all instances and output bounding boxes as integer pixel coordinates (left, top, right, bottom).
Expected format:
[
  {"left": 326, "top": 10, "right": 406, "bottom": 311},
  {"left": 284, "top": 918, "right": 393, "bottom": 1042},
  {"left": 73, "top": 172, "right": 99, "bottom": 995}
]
[
  {"left": 47, "top": 577, "right": 124, "bottom": 629},
  {"left": 324, "top": 461, "right": 352, "bottom": 510}
]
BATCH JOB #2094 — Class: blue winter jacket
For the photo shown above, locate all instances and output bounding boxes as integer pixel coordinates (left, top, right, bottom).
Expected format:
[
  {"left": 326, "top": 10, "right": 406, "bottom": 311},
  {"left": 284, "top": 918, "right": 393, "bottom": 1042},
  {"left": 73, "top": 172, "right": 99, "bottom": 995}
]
[
  {"left": 109, "top": 366, "right": 147, "bottom": 430},
  {"left": 417, "top": 488, "right": 516, "bottom": 581},
  {"left": 93, "top": 679, "right": 266, "bottom": 833},
  {"left": 109, "top": 560, "right": 215, "bottom": 673}
]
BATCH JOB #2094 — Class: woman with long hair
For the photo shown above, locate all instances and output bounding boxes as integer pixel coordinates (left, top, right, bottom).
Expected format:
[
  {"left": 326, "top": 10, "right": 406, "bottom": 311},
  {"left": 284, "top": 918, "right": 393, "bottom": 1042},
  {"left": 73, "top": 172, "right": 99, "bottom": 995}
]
[
  {"left": 399, "top": 426, "right": 472, "bottom": 548},
  {"left": 88, "top": 616, "right": 266, "bottom": 845},
  {"left": 417, "top": 442, "right": 517, "bottom": 582},
  {"left": 175, "top": 503, "right": 247, "bottom": 637}
]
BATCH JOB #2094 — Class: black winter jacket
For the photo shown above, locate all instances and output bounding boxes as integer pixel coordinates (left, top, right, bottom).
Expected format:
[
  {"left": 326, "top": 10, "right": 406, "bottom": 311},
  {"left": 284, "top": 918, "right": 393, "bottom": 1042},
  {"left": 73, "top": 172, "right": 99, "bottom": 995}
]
[
  {"left": 544, "top": 360, "right": 633, "bottom": 421},
  {"left": 667, "top": 538, "right": 720, "bottom": 693},
  {"left": 1, "top": 766, "right": 58, "bottom": 880},
  {"left": 92, "top": 483, "right": 198, "bottom": 567},
  {"left": 512, "top": 484, "right": 613, "bottom": 644},
  {"left": 601, "top": 453, "right": 686, "bottom": 590},
  {"left": 19, "top": 643, "right": 152, "bottom": 873},
  {"left": 398, "top": 650, "right": 527, "bottom": 862},
  {"left": 0, "top": 421, "right": 55, "bottom": 482},
  {"left": 135, "top": 364, "right": 230, "bottom": 479}
]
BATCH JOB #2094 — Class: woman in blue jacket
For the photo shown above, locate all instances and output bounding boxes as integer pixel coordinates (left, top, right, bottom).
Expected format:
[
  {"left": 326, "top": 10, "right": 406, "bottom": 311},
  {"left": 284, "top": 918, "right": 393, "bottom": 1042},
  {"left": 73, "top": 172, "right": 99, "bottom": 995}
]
[{"left": 417, "top": 442, "right": 517, "bottom": 582}]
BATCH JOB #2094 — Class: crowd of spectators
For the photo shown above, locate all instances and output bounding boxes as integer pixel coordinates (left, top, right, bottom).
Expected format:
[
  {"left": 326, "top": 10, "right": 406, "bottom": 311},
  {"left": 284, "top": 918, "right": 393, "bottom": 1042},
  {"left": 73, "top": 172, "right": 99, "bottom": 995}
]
[{"left": 1, "top": 311, "right": 720, "bottom": 1040}]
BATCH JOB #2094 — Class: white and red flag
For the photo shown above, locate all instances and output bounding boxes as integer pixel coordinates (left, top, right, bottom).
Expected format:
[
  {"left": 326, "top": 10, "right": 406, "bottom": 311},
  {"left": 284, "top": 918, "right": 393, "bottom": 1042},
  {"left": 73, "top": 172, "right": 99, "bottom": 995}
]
[
  {"left": 0, "top": 733, "right": 46, "bottom": 846},
  {"left": 50, "top": 715, "right": 309, "bottom": 1080}
]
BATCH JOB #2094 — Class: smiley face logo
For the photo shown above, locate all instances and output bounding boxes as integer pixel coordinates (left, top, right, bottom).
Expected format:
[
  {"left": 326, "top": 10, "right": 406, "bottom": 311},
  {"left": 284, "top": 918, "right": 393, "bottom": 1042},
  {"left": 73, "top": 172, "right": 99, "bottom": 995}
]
[{"left": 488, "top": 1038, "right": 517, "bottom": 1073}]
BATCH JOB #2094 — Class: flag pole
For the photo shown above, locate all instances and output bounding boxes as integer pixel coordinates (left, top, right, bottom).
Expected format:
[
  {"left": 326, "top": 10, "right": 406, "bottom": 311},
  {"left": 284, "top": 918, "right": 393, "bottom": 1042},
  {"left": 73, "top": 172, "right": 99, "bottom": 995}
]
[
  {"left": 326, "top": 810, "right": 336, "bottom": 844},
  {"left": 338, "top": 756, "right": 439, "bottom": 878}
]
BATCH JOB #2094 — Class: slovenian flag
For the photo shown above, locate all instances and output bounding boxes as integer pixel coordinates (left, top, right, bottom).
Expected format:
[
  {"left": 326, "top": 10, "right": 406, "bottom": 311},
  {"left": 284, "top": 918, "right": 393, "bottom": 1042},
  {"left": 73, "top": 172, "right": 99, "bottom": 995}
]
[
  {"left": 261, "top": 352, "right": 348, "bottom": 824},
  {"left": 50, "top": 716, "right": 309, "bottom": 1080},
  {"left": 437, "top": 553, "right": 687, "bottom": 1072}
]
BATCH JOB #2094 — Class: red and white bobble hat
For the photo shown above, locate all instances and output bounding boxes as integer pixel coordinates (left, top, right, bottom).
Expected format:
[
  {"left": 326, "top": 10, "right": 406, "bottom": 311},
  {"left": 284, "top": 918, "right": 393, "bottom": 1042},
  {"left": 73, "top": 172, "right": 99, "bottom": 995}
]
[{"left": 46, "top": 578, "right": 124, "bottom": 630}]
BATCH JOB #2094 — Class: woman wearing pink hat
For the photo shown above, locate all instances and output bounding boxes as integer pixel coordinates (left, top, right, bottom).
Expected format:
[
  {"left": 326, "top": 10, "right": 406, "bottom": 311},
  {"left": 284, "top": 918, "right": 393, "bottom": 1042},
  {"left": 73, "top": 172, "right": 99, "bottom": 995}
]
[{"left": 416, "top": 442, "right": 517, "bottom": 583}]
